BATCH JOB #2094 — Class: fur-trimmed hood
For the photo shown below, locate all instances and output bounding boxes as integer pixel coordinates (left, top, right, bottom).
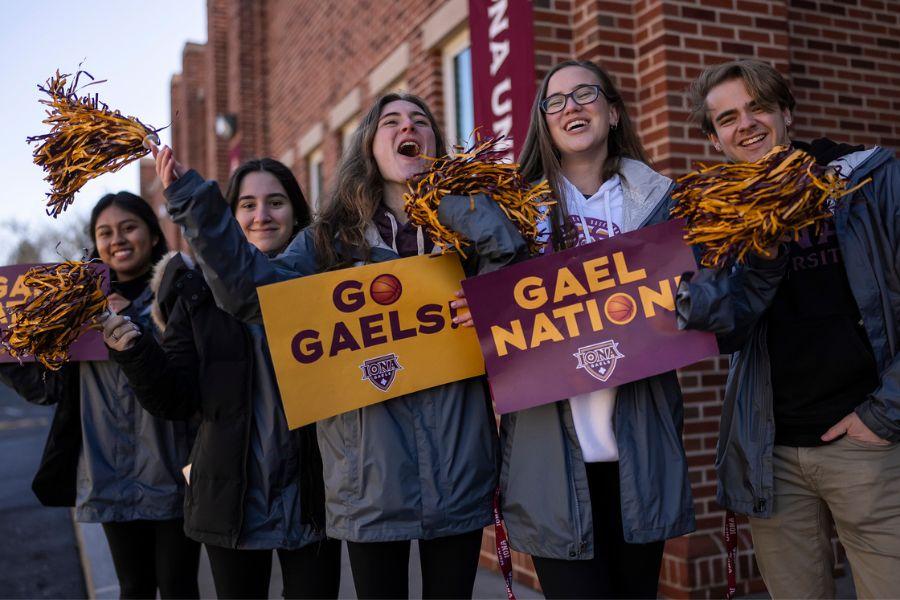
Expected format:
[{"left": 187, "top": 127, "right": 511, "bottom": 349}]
[{"left": 150, "top": 250, "right": 196, "bottom": 333}]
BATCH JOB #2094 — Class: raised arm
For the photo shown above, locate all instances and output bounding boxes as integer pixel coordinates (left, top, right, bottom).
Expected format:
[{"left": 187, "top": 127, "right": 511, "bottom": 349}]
[
  {"left": 155, "top": 146, "right": 318, "bottom": 324},
  {"left": 436, "top": 193, "right": 530, "bottom": 275}
]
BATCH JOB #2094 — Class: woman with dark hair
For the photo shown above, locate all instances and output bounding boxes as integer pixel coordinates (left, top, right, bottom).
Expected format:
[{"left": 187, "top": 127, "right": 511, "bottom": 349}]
[
  {"left": 496, "top": 60, "right": 696, "bottom": 598},
  {"left": 102, "top": 158, "right": 341, "bottom": 599},
  {"left": 148, "top": 92, "right": 522, "bottom": 599},
  {"left": 0, "top": 191, "right": 200, "bottom": 599}
]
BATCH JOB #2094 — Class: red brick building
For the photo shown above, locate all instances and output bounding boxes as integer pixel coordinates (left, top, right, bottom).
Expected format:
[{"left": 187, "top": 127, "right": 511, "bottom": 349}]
[{"left": 141, "top": 1, "right": 900, "bottom": 597}]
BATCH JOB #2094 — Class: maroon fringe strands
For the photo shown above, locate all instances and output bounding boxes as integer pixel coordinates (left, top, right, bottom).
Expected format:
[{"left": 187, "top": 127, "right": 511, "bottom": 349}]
[
  {"left": 26, "top": 69, "right": 162, "bottom": 218},
  {"left": 403, "top": 136, "right": 555, "bottom": 257},
  {"left": 671, "top": 145, "right": 870, "bottom": 268},
  {"left": 1, "top": 261, "right": 108, "bottom": 370}
]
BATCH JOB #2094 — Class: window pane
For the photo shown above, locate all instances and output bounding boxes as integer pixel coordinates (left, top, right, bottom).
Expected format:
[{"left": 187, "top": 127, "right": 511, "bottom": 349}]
[{"left": 454, "top": 47, "right": 474, "bottom": 145}]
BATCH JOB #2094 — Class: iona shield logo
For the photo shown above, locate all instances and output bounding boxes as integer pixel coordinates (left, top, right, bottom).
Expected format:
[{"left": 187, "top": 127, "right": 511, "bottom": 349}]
[
  {"left": 574, "top": 340, "right": 624, "bottom": 382},
  {"left": 360, "top": 353, "right": 403, "bottom": 392}
]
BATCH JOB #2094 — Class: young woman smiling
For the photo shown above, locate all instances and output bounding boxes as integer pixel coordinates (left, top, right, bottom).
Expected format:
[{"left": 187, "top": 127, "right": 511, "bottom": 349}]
[
  {"left": 0, "top": 192, "right": 200, "bottom": 599},
  {"left": 495, "top": 60, "right": 696, "bottom": 599},
  {"left": 102, "top": 159, "right": 342, "bottom": 599},
  {"left": 147, "top": 93, "right": 524, "bottom": 599}
]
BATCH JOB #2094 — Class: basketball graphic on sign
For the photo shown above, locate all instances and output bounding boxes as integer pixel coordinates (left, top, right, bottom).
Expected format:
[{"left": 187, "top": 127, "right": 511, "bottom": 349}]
[
  {"left": 604, "top": 292, "right": 637, "bottom": 325},
  {"left": 370, "top": 274, "right": 403, "bottom": 305}
]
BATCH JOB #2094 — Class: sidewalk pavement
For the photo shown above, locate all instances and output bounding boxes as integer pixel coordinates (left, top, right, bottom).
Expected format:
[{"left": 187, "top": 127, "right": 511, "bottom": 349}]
[{"left": 77, "top": 521, "right": 544, "bottom": 599}]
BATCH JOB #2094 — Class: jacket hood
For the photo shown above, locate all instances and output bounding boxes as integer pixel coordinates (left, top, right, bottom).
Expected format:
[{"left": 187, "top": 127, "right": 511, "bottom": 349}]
[
  {"left": 150, "top": 251, "right": 196, "bottom": 332},
  {"left": 618, "top": 158, "right": 674, "bottom": 232},
  {"left": 833, "top": 146, "right": 891, "bottom": 182}
]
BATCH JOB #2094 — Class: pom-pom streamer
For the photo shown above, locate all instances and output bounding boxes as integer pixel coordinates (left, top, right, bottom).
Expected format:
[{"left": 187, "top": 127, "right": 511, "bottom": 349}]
[
  {"left": 1, "top": 261, "right": 108, "bottom": 370},
  {"left": 671, "top": 145, "right": 870, "bottom": 267},
  {"left": 403, "top": 136, "right": 555, "bottom": 256},
  {"left": 27, "top": 69, "right": 162, "bottom": 217}
]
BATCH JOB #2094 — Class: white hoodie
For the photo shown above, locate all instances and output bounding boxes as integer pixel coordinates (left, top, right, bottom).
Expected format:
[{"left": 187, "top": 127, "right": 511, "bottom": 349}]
[{"left": 560, "top": 174, "right": 625, "bottom": 462}]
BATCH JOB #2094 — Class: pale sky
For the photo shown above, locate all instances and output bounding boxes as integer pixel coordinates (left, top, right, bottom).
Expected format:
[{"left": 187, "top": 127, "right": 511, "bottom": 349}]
[{"left": 0, "top": 1, "right": 207, "bottom": 260}]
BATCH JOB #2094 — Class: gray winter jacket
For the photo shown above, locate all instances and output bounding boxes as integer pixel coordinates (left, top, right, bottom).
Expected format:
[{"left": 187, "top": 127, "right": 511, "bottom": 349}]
[
  {"left": 1, "top": 284, "right": 194, "bottom": 522},
  {"left": 500, "top": 159, "right": 697, "bottom": 560},
  {"left": 678, "top": 147, "right": 900, "bottom": 518},
  {"left": 165, "top": 171, "right": 524, "bottom": 542}
]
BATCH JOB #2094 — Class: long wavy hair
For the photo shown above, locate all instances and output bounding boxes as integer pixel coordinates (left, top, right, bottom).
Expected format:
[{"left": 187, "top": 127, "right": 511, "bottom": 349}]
[
  {"left": 312, "top": 93, "right": 447, "bottom": 270},
  {"left": 519, "top": 60, "right": 649, "bottom": 250}
]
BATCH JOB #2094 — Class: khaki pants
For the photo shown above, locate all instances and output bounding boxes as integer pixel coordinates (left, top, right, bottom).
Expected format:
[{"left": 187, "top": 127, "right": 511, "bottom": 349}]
[{"left": 748, "top": 436, "right": 900, "bottom": 599}]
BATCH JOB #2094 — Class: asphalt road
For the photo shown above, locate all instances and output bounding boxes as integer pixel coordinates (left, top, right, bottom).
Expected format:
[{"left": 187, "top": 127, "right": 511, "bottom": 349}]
[{"left": 0, "top": 381, "right": 86, "bottom": 598}]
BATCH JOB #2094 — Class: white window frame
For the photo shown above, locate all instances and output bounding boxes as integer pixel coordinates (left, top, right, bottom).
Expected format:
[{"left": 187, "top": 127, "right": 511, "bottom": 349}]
[
  {"left": 441, "top": 28, "right": 472, "bottom": 149},
  {"left": 341, "top": 117, "right": 361, "bottom": 157},
  {"left": 307, "top": 148, "right": 325, "bottom": 214}
]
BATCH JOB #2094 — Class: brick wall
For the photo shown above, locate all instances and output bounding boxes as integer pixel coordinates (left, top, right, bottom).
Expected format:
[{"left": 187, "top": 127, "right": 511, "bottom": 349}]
[{"left": 158, "top": 0, "right": 900, "bottom": 597}]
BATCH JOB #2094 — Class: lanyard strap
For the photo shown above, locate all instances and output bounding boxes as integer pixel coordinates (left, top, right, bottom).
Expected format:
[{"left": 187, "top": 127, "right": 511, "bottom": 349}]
[
  {"left": 493, "top": 486, "right": 517, "bottom": 600},
  {"left": 724, "top": 510, "right": 738, "bottom": 599}
]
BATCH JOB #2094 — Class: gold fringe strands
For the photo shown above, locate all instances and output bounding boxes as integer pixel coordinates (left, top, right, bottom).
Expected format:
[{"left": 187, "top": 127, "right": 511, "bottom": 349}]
[
  {"left": 26, "top": 69, "right": 162, "bottom": 218},
  {"left": 671, "top": 145, "right": 870, "bottom": 268},
  {"left": 0, "top": 261, "right": 108, "bottom": 371},
  {"left": 403, "top": 136, "right": 555, "bottom": 257}
]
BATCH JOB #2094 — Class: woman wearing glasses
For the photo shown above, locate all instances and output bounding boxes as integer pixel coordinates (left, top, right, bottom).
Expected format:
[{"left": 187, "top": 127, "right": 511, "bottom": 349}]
[{"left": 496, "top": 60, "right": 695, "bottom": 598}]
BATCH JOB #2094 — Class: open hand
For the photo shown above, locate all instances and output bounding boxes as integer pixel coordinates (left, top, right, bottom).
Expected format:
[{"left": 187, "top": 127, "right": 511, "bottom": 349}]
[
  {"left": 450, "top": 289, "right": 474, "bottom": 327},
  {"left": 821, "top": 412, "right": 890, "bottom": 446}
]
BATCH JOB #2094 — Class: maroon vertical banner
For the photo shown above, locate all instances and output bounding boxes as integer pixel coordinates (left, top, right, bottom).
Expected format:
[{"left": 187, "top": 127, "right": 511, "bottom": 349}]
[{"left": 468, "top": 0, "right": 536, "bottom": 159}]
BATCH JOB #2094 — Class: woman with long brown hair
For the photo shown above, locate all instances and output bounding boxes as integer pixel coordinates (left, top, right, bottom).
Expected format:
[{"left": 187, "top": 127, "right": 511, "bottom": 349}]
[
  {"left": 498, "top": 60, "right": 696, "bottom": 599},
  {"left": 150, "top": 92, "right": 523, "bottom": 599}
]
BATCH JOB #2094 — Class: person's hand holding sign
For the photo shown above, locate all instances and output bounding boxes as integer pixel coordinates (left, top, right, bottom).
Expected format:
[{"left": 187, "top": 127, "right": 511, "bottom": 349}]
[{"left": 451, "top": 289, "right": 474, "bottom": 327}]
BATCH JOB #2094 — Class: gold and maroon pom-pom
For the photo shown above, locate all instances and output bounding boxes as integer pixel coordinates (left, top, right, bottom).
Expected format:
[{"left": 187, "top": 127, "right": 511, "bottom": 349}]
[
  {"left": 671, "top": 145, "right": 870, "bottom": 268},
  {"left": 1, "top": 262, "right": 108, "bottom": 370},
  {"left": 27, "top": 69, "right": 162, "bottom": 218},
  {"left": 403, "top": 136, "right": 555, "bottom": 257}
]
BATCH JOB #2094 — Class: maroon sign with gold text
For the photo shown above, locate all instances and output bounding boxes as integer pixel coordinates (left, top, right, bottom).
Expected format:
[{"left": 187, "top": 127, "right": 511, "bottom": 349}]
[
  {"left": 461, "top": 220, "right": 718, "bottom": 413},
  {"left": 0, "top": 263, "right": 109, "bottom": 363}
]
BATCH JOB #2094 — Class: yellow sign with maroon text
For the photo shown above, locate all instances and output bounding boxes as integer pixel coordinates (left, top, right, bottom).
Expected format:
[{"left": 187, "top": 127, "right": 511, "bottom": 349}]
[{"left": 257, "top": 253, "right": 485, "bottom": 429}]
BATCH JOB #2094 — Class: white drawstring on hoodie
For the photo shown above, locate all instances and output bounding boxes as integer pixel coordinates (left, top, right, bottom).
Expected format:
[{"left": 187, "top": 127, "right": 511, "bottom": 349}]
[
  {"left": 384, "top": 210, "right": 426, "bottom": 255},
  {"left": 561, "top": 173, "right": 625, "bottom": 463}
]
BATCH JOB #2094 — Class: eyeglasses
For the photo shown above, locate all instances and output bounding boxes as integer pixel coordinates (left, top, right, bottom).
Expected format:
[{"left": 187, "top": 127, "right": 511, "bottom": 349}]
[{"left": 540, "top": 84, "right": 607, "bottom": 114}]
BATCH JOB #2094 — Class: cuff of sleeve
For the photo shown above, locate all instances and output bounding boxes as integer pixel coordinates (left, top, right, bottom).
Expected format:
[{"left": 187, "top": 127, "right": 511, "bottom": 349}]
[
  {"left": 675, "top": 271, "right": 708, "bottom": 331},
  {"left": 745, "top": 246, "right": 789, "bottom": 271},
  {"left": 107, "top": 326, "right": 150, "bottom": 363},
  {"left": 164, "top": 169, "right": 205, "bottom": 211},
  {"left": 855, "top": 400, "right": 900, "bottom": 443}
]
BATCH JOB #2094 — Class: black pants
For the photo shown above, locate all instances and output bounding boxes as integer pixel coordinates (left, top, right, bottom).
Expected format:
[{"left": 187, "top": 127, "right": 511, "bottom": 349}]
[
  {"left": 205, "top": 538, "right": 342, "bottom": 599},
  {"left": 346, "top": 529, "right": 484, "bottom": 599},
  {"left": 532, "top": 462, "right": 665, "bottom": 599},
  {"left": 101, "top": 518, "right": 201, "bottom": 599}
]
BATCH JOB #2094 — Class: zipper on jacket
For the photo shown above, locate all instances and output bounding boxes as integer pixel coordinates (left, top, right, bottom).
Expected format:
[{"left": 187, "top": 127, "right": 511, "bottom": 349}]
[
  {"left": 234, "top": 324, "right": 254, "bottom": 547},
  {"left": 561, "top": 404, "right": 585, "bottom": 557}
]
